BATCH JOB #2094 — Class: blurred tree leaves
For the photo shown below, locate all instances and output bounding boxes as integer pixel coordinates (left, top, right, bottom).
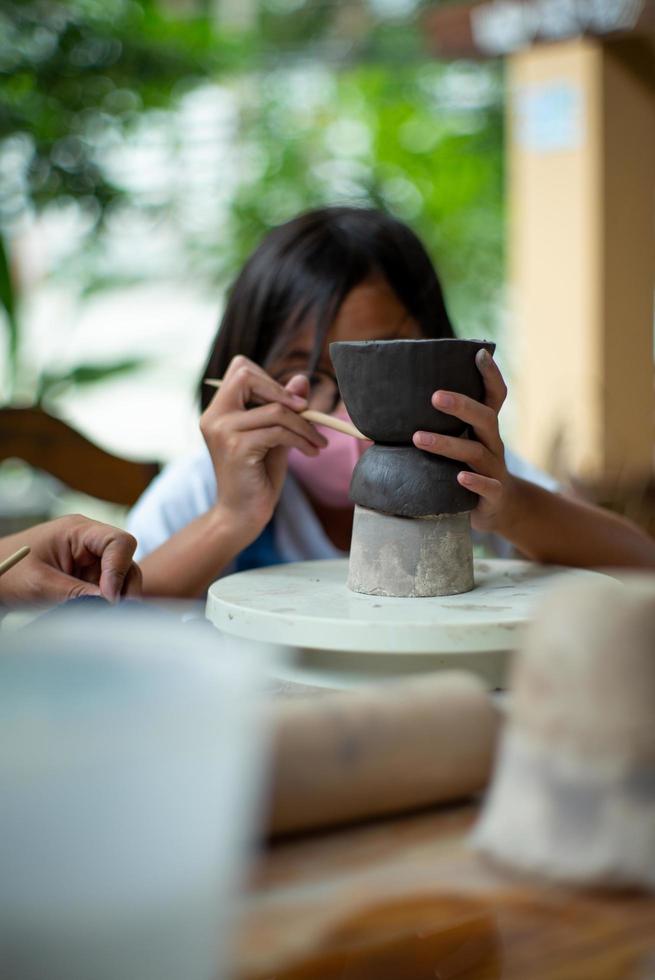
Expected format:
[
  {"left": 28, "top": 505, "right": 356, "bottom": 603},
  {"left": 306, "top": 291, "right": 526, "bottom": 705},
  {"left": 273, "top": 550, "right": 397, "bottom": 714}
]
[
  {"left": 0, "top": 0, "right": 504, "bottom": 408},
  {"left": 0, "top": 231, "right": 18, "bottom": 367},
  {"left": 222, "top": 59, "right": 504, "bottom": 337},
  {"left": 35, "top": 356, "right": 147, "bottom": 402},
  {"left": 0, "top": 0, "right": 231, "bottom": 401},
  {"left": 0, "top": 0, "right": 231, "bottom": 221}
]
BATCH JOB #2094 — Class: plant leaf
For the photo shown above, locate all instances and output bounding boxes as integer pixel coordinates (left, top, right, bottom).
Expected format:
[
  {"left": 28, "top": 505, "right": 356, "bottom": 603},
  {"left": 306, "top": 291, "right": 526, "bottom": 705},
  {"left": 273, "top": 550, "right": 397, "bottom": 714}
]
[
  {"left": 0, "top": 229, "right": 20, "bottom": 382},
  {"left": 36, "top": 357, "right": 149, "bottom": 402}
]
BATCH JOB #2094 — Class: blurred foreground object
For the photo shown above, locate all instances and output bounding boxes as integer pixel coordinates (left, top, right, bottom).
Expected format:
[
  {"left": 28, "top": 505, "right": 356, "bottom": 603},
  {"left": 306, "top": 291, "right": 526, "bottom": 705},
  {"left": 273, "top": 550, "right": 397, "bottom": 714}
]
[
  {"left": 0, "top": 607, "right": 269, "bottom": 980},
  {"left": 473, "top": 575, "right": 655, "bottom": 890},
  {"left": 268, "top": 672, "right": 500, "bottom": 836}
]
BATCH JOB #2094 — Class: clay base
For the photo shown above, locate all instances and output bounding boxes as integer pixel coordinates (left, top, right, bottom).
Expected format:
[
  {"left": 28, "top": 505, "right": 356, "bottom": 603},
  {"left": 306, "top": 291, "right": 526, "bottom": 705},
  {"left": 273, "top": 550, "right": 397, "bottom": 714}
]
[{"left": 348, "top": 506, "right": 474, "bottom": 598}]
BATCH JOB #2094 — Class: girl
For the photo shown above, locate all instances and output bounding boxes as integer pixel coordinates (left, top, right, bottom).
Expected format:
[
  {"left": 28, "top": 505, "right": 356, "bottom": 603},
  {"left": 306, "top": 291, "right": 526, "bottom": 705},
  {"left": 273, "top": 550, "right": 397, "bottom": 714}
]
[{"left": 128, "top": 207, "right": 655, "bottom": 596}]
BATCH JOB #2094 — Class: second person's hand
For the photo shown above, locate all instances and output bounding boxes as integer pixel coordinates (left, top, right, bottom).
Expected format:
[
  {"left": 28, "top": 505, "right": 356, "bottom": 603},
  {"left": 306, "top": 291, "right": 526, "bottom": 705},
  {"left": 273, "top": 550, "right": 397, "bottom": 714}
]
[{"left": 0, "top": 515, "right": 142, "bottom": 606}]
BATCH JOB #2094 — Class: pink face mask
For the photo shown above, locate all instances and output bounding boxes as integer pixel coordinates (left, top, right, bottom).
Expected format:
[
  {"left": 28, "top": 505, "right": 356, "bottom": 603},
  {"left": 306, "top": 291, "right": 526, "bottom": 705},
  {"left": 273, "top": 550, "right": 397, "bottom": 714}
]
[{"left": 287, "top": 404, "right": 370, "bottom": 508}]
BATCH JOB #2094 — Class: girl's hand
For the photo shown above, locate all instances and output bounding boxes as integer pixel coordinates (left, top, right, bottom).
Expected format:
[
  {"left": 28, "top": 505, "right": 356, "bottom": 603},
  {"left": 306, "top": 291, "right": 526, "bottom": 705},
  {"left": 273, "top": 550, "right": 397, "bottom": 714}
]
[
  {"left": 200, "top": 355, "right": 327, "bottom": 539},
  {"left": 412, "top": 349, "right": 519, "bottom": 533}
]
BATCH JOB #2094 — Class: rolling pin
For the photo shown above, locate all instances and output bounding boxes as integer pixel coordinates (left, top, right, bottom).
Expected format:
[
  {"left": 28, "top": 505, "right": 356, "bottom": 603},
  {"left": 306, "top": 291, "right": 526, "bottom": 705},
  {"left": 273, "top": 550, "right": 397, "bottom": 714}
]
[{"left": 266, "top": 671, "right": 501, "bottom": 836}]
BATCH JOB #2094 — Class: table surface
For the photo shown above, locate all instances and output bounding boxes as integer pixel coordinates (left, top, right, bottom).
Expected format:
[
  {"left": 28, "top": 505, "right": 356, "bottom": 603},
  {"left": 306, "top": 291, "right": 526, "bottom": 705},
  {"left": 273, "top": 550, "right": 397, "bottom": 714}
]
[{"left": 237, "top": 803, "right": 655, "bottom": 980}]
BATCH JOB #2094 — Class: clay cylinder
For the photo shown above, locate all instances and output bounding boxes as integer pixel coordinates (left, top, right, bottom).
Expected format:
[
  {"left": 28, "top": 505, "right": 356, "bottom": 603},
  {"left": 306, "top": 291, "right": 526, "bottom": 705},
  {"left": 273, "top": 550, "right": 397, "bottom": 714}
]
[
  {"left": 267, "top": 671, "right": 500, "bottom": 836},
  {"left": 348, "top": 505, "right": 474, "bottom": 598}
]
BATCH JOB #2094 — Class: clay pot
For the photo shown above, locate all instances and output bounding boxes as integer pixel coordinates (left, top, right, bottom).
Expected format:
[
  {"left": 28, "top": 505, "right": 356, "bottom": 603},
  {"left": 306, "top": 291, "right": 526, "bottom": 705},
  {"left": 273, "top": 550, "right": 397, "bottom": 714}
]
[{"left": 330, "top": 339, "right": 495, "bottom": 444}]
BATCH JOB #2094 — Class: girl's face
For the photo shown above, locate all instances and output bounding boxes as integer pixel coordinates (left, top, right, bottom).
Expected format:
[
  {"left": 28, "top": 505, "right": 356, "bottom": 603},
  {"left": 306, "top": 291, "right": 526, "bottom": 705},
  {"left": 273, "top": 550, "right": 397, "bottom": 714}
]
[{"left": 269, "top": 276, "right": 422, "bottom": 412}]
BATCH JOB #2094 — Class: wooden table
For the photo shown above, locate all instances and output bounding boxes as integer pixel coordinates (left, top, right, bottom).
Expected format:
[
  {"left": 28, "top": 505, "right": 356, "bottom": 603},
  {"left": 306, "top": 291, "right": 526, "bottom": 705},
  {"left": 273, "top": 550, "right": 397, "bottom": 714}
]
[{"left": 237, "top": 803, "right": 655, "bottom": 979}]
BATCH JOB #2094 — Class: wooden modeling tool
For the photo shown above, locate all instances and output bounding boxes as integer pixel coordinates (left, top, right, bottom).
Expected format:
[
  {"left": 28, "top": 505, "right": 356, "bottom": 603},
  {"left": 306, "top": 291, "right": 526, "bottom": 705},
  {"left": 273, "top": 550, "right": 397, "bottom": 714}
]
[
  {"left": 0, "top": 546, "right": 30, "bottom": 578},
  {"left": 204, "top": 378, "right": 367, "bottom": 440}
]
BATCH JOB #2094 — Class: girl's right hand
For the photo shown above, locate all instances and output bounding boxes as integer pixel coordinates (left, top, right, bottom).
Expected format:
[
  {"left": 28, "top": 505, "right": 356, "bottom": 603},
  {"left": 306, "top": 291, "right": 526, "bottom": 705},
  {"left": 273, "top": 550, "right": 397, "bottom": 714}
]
[{"left": 200, "top": 355, "right": 327, "bottom": 540}]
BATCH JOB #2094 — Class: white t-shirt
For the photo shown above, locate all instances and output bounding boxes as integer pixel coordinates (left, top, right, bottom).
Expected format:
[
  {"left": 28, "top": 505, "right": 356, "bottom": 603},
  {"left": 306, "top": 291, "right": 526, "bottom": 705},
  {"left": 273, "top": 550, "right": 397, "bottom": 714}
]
[{"left": 127, "top": 447, "right": 559, "bottom": 569}]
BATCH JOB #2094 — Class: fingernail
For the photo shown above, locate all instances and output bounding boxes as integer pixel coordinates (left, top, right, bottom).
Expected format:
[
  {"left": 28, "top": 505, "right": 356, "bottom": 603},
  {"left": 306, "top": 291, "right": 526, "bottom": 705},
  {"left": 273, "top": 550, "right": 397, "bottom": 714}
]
[
  {"left": 434, "top": 391, "right": 454, "bottom": 409},
  {"left": 414, "top": 431, "right": 437, "bottom": 448},
  {"left": 290, "top": 394, "right": 307, "bottom": 407},
  {"left": 476, "top": 349, "right": 491, "bottom": 369}
]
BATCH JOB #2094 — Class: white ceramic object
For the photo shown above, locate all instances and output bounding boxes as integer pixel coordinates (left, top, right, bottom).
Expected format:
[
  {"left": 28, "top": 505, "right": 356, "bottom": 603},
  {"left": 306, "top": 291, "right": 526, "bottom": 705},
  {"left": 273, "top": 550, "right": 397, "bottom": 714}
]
[
  {"left": 0, "top": 606, "right": 272, "bottom": 980},
  {"left": 206, "top": 558, "right": 609, "bottom": 689},
  {"left": 473, "top": 575, "right": 655, "bottom": 890}
]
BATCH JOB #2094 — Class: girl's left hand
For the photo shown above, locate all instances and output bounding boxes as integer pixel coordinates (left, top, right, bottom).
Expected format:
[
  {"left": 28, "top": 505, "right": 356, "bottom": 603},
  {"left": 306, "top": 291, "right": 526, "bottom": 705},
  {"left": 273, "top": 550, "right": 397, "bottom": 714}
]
[{"left": 412, "top": 349, "right": 519, "bottom": 534}]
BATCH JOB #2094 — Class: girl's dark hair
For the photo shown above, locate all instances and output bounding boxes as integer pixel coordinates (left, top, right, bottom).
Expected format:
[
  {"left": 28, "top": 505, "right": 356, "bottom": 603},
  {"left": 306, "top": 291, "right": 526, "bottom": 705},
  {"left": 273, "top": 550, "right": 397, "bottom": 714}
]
[{"left": 200, "top": 206, "right": 455, "bottom": 409}]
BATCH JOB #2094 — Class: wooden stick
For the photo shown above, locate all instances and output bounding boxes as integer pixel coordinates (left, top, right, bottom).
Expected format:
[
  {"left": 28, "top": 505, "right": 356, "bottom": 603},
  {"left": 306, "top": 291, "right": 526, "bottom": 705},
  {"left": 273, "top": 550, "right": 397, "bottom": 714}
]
[
  {"left": 0, "top": 546, "right": 30, "bottom": 578},
  {"left": 204, "top": 378, "right": 368, "bottom": 440}
]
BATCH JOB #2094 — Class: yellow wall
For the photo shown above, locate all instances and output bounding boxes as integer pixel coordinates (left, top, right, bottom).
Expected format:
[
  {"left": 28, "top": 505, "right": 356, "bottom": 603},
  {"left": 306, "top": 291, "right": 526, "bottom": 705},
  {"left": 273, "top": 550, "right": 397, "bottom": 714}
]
[{"left": 508, "top": 38, "right": 655, "bottom": 482}]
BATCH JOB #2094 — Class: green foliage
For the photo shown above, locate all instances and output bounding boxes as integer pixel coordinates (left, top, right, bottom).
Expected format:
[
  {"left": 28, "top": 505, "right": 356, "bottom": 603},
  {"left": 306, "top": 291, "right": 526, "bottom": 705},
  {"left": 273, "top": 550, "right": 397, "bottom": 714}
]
[
  {"left": 221, "top": 60, "right": 504, "bottom": 337},
  {"left": 0, "top": 230, "right": 18, "bottom": 369},
  {"left": 35, "top": 356, "right": 148, "bottom": 402},
  {"left": 0, "top": 0, "right": 231, "bottom": 221},
  {"left": 0, "top": 0, "right": 231, "bottom": 401},
  {"left": 0, "top": 0, "right": 505, "bottom": 409}
]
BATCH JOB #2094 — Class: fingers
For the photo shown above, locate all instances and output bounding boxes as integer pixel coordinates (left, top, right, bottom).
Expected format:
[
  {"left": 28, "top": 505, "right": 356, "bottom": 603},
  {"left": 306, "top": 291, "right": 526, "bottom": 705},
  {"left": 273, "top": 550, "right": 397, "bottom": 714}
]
[
  {"left": 36, "top": 564, "right": 104, "bottom": 603},
  {"left": 121, "top": 562, "right": 143, "bottom": 599},
  {"left": 411, "top": 352, "right": 509, "bottom": 518},
  {"left": 72, "top": 521, "right": 138, "bottom": 603},
  {"left": 201, "top": 360, "right": 323, "bottom": 460},
  {"left": 98, "top": 538, "right": 139, "bottom": 603},
  {"left": 285, "top": 373, "right": 311, "bottom": 400},
  {"left": 457, "top": 470, "right": 504, "bottom": 505},
  {"left": 230, "top": 400, "right": 326, "bottom": 446},
  {"left": 412, "top": 430, "right": 501, "bottom": 478},
  {"left": 426, "top": 352, "right": 507, "bottom": 455},
  {"left": 476, "top": 348, "right": 507, "bottom": 414},
  {"left": 0, "top": 516, "right": 140, "bottom": 606},
  {"left": 237, "top": 423, "right": 324, "bottom": 460},
  {"left": 430, "top": 390, "right": 503, "bottom": 456},
  {"left": 215, "top": 356, "right": 307, "bottom": 414},
  {"left": 204, "top": 401, "right": 327, "bottom": 466},
  {"left": 34, "top": 557, "right": 140, "bottom": 605}
]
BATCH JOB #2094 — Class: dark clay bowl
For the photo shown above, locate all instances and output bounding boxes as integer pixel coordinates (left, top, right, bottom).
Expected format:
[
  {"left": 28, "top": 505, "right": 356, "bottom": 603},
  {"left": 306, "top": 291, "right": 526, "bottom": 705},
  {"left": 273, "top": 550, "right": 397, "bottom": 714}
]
[{"left": 330, "top": 338, "right": 496, "bottom": 444}]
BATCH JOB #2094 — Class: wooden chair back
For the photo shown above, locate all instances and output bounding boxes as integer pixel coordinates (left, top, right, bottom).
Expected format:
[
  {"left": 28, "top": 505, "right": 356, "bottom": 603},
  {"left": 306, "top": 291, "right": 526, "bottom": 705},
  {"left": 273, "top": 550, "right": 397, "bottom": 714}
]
[{"left": 0, "top": 407, "right": 160, "bottom": 507}]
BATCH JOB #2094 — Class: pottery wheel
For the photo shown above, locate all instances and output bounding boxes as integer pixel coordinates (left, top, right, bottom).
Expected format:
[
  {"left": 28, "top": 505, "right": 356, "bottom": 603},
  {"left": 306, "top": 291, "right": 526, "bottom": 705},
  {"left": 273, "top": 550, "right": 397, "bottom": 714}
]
[{"left": 206, "top": 559, "right": 608, "bottom": 689}]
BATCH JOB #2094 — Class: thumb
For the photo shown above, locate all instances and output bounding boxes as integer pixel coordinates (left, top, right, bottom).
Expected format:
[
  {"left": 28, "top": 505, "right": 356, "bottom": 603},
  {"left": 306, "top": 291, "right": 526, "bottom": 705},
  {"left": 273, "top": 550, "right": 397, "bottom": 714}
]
[{"left": 97, "top": 536, "right": 137, "bottom": 603}]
